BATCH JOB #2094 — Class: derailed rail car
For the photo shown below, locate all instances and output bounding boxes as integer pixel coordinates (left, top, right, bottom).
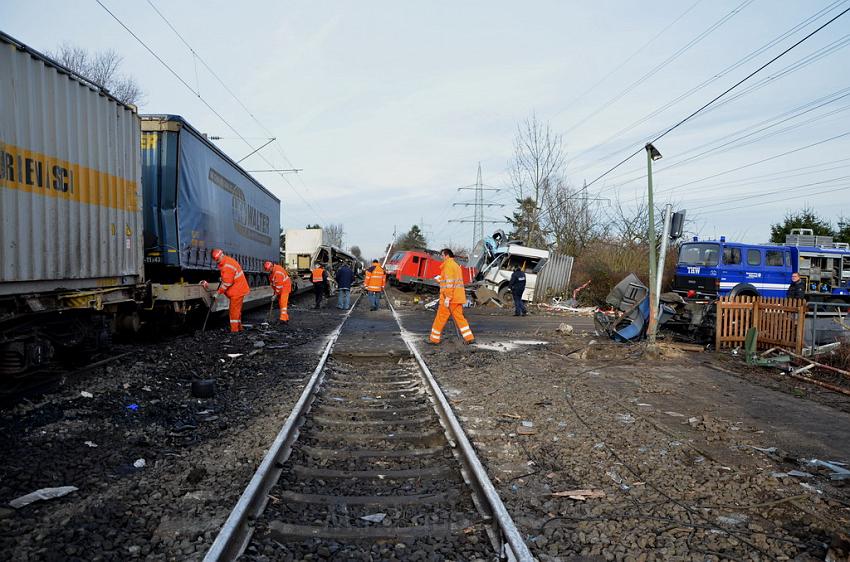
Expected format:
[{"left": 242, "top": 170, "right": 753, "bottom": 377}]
[
  {"left": 140, "top": 115, "right": 280, "bottom": 321},
  {"left": 0, "top": 32, "right": 144, "bottom": 375}
]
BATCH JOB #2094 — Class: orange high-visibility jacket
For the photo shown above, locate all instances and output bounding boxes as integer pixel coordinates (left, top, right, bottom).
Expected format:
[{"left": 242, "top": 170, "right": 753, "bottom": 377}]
[
  {"left": 269, "top": 264, "right": 291, "bottom": 294},
  {"left": 311, "top": 266, "right": 325, "bottom": 283},
  {"left": 438, "top": 257, "right": 466, "bottom": 304},
  {"left": 217, "top": 255, "right": 250, "bottom": 298},
  {"left": 364, "top": 264, "right": 386, "bottom": 292}
]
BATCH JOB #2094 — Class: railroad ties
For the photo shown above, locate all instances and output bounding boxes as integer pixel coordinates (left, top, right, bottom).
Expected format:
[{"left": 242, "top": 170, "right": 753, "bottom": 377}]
[{"left": 205, "top": 294, "right": 532, "bottom": 560}]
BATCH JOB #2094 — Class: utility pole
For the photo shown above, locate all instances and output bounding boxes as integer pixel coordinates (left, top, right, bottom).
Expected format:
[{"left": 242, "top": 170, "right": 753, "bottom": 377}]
[{"left": 450, "top": 163, "right": 506, "bottom": 249}]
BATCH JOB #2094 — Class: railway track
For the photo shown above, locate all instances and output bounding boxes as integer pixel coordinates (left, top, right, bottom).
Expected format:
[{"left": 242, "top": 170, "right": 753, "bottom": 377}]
[{"left": 204, "top": 295, "right": 533, "bottom": 561}]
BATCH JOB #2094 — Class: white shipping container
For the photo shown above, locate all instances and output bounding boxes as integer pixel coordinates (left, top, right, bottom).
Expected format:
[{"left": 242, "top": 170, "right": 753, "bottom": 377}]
[
  {"left": 285, "top": 228, "right": 324, "bottom": 271},
  {"left": 0, "top": 32, "right": 143, "bottom": 296}
]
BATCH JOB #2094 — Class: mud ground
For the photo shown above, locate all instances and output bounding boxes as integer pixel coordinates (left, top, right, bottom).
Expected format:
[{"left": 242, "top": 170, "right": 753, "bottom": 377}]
[
  {"left": 393, "top": 289, "right": 850, "bottom": 561},
  {"left": 0, "top": 294, "right": 346, "bottom": 561}
]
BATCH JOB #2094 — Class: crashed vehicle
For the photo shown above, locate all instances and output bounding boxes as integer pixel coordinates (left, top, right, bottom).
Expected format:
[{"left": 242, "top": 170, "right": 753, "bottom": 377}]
[
  {"left": 594, "top": 274, "right": 678, "bottom": 342},
  {"left": 286, "top": 244, "right": 362, "bottom": 295},
  {"left": 468, "top": 231, "right": 573, "bottom": 305},
  {"left": 596, "top": 271, "right": 717, "bottom": 344}
]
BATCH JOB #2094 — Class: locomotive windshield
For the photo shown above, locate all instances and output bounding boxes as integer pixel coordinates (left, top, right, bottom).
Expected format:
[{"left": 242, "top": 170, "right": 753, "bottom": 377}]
[{"left": 678, "top": 243, "right": 720, "bottom": 267}]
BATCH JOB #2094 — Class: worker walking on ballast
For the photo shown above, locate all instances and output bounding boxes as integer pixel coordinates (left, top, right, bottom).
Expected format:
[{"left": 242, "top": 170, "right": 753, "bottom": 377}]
[
  {"left": 428, "top": 248, "right": 474, "bottom": 345},
  {"left": 203, "top": 248, "right": 250, "bottom": 332},
  {"left": 364, "top": 259, "right": 386, "bottom": 311},
  {"left": 264, "top": 261, "right": 291, "bottom": 323}
]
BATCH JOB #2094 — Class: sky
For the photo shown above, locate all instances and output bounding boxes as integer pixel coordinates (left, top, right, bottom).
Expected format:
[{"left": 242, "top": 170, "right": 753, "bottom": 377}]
[{"left": 3, "top": 0, "right": 850, "bottom": 259}]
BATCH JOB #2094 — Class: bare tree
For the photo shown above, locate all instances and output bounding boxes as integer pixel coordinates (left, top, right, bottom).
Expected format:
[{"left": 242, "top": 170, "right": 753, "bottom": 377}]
[
  {"left": 445, "top": 243, "right": 470, "bottom": 259},
  {"left": 542, "top": 180, "right": 608, "bottom": 256},
  {"left": 508, "top": 113, "right": 567, "bottom": 246},
  {"left": 324, "top": 223, "right": 345, "bottom": 248},
  {"left": 48, "top": 42, "right": 144, "bottom": 106}
]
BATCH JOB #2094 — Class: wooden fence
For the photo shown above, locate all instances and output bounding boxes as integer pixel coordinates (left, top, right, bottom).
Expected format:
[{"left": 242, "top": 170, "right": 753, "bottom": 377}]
[{"left": 716, "top": 296, "right": 806, "bottom": 354}]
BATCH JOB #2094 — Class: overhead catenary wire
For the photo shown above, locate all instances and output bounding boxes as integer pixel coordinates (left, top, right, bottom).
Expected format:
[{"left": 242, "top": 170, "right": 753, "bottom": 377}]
[
  {"left": 146, "top": 0, "right": 329, "bottom": 222},
  {"left": 109, "top": 0, "right": 329, "bottom": 225}
]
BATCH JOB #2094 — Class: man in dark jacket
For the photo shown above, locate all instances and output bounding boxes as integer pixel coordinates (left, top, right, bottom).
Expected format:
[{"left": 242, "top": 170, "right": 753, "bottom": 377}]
[
  {"left": 509, "top": 266, "right": 527, "bottom": 316},
  {"left": 335, "top": 264, "right": 354, "bottom": 309},
  {"left": 786, "top": 272, "right": 805, "bottom": 299}
]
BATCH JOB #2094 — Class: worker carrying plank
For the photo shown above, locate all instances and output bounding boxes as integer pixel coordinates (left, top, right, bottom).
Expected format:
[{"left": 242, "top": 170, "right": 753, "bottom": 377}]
[
  {"left": 202, "top": 249, "right": 250, "bottom": 332},
  {"left": 364, "top": 259, "right": 386, "bottom": 311},
  {"left": 428, "top": 249, "right": 474, "bottom": 345},
  {"left": 264, "top": 261, "right": 292, "bottom": 323}
]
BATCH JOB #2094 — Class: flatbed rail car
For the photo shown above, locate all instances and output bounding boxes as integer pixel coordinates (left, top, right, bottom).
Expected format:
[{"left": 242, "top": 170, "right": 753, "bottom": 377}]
[
  {"left": 0, "top": 31, "right": 144, "bottom": 376},
  {"left": 673, "top": 230, "right": 850, "bottom": 302},
  {"left": 140, "top": 115, "right": 280, "bottom": 322}
]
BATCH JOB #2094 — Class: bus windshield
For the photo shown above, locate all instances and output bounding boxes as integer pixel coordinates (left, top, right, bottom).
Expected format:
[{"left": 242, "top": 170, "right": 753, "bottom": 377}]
[{"left": 678, "top": 243, "right": 720, "bottom": 267}]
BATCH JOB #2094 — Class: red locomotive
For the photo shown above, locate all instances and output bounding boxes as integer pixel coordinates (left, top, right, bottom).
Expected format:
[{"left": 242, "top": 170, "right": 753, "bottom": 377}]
[{"left": 385, "top": 250, "right": 476, "bottom": 290}]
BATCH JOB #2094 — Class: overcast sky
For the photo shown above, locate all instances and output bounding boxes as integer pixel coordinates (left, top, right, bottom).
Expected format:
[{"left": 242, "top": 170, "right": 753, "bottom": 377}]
[{"left": 3, "top": 1, "right": 849, "bottom": 258}]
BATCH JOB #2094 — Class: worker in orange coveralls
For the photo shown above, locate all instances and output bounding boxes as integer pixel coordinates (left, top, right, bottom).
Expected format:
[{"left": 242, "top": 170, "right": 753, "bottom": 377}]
[
  {"left": 264, "top": 260, "right": 291, "bottom": 323},
  {"left": 427, "top": 248, "right": 474, "bottom": 345},
  {"left": 202, "top": 249, "right": 250, "bottom": 332}
]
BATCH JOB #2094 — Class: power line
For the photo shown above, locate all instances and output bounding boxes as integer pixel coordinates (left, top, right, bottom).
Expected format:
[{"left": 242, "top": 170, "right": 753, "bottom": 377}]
[
  {"left": 567, "top": 0, "right": 850, "bottom": 172},
  {"left": 133, "top": 0, "right": 329, "bottom": 224},
  {"left": 563, "top": 0, "right": 754, "bottom": 136},
  {"left": 597, "top": 83, "right": 850, "bottom": 192},
  {"left": 678, "top": 174, "right": 850, "bottom": 209},
  {"left": 555, "top": 0, "right": 704, "bottom": 121},
  {"left": 691, "top": 183, "right": 850, "bottom": 214},
  {"left": 583, "top": 30, "right": 850, "bottom": 179},
  {"left": 656, "top": 129, "right": 850, "bottom": 192},
  {"left": 570, "top": 4, "right": 850, "bottom": 201}
]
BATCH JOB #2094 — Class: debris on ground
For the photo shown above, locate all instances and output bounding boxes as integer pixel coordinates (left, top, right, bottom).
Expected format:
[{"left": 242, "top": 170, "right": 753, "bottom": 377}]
[
  {"left": 550, "top": 489, "right": 606, "bottom": 501},
  {"left": 9, "top": 486, "right": 79, "bottom": 509},
  {"left": 556, "top": 323, "right": 574, "bottom": 335},
  {"left": 359, "top": 513, "right": 387, "bottom": 523}
]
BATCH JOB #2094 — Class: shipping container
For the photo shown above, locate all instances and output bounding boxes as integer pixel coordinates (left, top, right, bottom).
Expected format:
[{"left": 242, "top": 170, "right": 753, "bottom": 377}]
[
  {"left": 284, "top": 228, "right": 325, "bottom": 272},
  {"left": 0, "top": 31, "right": 144, "bottom": 296},
  {"left": 141, "top": 115, "right": 280, "bottom": 281}
]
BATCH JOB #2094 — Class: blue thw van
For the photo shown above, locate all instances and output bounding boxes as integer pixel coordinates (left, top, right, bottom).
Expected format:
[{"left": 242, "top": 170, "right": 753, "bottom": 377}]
[{"left": 673, "top": 230, "right": 850, "bottom": 301}]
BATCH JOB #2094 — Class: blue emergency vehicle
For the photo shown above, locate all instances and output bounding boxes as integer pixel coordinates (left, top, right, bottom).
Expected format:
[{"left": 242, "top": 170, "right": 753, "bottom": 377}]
[{"left": 673, "top": 229, "right": 850, "bottom": 301}]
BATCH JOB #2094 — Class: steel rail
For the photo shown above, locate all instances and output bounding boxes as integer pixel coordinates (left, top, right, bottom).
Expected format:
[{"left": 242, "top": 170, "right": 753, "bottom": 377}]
[
  {"left": 387, "top": 301, "right": 535, "bottom": 562},
  {"left": 204, "top": 294, "right": 361, "bottom": 561}
]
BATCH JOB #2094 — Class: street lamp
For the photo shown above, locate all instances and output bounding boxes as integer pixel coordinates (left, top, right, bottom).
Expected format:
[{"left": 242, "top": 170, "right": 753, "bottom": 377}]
[{"left": 645, "top": 142, "right": 662, "bottom": 349}]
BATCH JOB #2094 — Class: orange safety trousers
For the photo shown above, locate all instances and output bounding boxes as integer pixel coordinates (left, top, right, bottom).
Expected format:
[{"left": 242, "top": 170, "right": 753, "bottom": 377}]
[
  {"left": 278, "top": 291, "right": 289, "bottom": 322},
  {"left": 430, "top": 303, "right": 474, "bottom": 343},
  {"left": 229, "top": 296, "right": 244, "bottom": 332}
]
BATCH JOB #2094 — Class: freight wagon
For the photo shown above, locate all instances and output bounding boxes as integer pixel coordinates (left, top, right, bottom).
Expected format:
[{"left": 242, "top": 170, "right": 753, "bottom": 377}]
[
  {"left": 140, "top": 115, "right": 279, "bottom": 320},
  {"left": 0, "top": 31, "right": 144, "bottom": 376},
  {"left": 0, "top": 33, "right": 280, "bottom": 376}
]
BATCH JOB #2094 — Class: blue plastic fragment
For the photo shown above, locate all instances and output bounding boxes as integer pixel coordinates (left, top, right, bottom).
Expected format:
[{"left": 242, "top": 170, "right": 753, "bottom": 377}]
[{"left": 126, "top": 403, "right": 139, "bottom": 411}]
